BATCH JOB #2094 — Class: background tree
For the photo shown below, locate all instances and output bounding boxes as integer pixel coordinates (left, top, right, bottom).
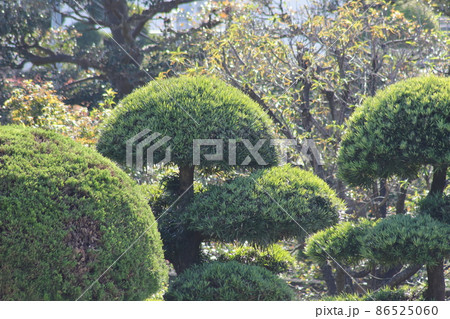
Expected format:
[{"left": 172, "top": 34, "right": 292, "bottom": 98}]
[
  {"left": 0, "top": 0, "right": 224, "bottom": 99},
  {"left": 3, "top": 79, "right": 112, "bottom": 146},
  {"left": 338, "top": 75, "right": 450, "bottom": 300}
]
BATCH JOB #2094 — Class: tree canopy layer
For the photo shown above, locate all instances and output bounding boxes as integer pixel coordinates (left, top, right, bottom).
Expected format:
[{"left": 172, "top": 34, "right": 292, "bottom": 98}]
[
  {"left": 182, "top": 165, "right": 344, "bottom": 245},
  {"left": 0, "top": 0, "right": 220, "bottom": 96},
  {"left": 97, "top": 75, "right": 278, "bottom": 170},
  {"left": 338, "top": 75, "right": 450, "bottom": 187},
  {"left": 362, "top": 214, "right": 450, "bottom": 266}
]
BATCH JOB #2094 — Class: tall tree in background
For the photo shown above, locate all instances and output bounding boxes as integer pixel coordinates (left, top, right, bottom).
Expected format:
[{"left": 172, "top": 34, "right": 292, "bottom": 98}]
[{"left": 0, "top": 0, "right": 221, "bottom": 98}]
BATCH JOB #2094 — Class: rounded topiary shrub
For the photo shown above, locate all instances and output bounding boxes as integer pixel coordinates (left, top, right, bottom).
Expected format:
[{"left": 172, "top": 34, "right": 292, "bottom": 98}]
[
  {"left": 97, "top": 75, "right": 278, "bottom": 170},
  {"left": 182, "top": 165, "right": 344, "bottom": 245},
  {"left": 0, "top": 126, "right": 167, "bottom": 300},
  {"left": 305, "top": 219, "right": 377, "bottom": 265},
  {"left": 338, "top": 75, "right": 450, "bottom": 187},
  {"left": 418, "top": 194, "right": 450, "bottom": 224},
  {"left": 164, "top": 261, "right": 295, "bottom": 301},
  {"left": 219, "top": 244, "right": 295, "bottom": 274},
  {"left": 362, "top": 214, "right": 450, "bottom": 266}
]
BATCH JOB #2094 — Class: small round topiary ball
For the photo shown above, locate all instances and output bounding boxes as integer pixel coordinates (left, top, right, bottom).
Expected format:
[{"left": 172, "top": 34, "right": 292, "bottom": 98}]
[
  {"left": 164, "top": 261, "right": 295, "bottom": 301},
  {"left": 0, "top": 126, "right": 167, "bottom": 300}
]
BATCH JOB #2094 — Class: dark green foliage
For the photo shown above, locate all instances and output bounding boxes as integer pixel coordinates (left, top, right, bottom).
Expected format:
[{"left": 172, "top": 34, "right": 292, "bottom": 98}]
[
  {"left": 368, "top": 286, "right": 409, "bottom": 301},
  {"left": 0, "top": 126, "right": 167, "bottom": 300},
  {"left": 322, "top": 286, "right": 409, "bottom": 301},
  {"left": 362, "top": 214, "right": 450, "bottom": 266},
  {"left": 338, "top": 75, "right": 450, "bottom": 187},
  {"left": 418, "top": 193, "right": 450, "bottom": 224},
  {"left": 97, "top": 75, "right": 278, "bottom": 170},
  {"left": 164, "top": 261, "right": 295, "bottom": 301},
  {"left": 182, "top": 165, "right": 344, "bottom": 245},
  {"left": 219, "top": 244, "right": 295, "bottom": 274},
  {"left": 305, "top": 219, "right": 377, "bottom": 265}
]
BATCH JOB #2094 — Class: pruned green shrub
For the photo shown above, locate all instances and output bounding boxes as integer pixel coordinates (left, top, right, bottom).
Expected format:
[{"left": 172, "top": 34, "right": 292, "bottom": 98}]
[
  {"left": 97, "top": 75, "right": 278, "bottom": 170},
  {"left": 369, "top": 286, "right": 409, "bottom": 301},
  {"left": 219, "top": 244, "right": 295, "bottom": 274},
  {"left": 182, "top": 165, "right": 344, "bottom": 245},
  {"left": 305, "top": 219, "right": 377, "bottom": 265},
  {"left": 0, "top": 126, "right": 167, "bottom": 300},
  {"left": 362, "top": 214, "right": 450, "bottom": 266},
  {"left": 338, "top": 75, "right": 450, "bottom": 187},
  {"left": 164, "top": 261, "right": 295, "bottom": 301}
]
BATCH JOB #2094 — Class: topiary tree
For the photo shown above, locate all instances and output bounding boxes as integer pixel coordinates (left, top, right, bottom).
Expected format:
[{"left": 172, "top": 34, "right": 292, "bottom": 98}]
[
  {"left": 362, "top": 214, "right": 450, "bottom": 300},
  {"left": 181, "top": 165, "right": 344, "bottom": 245},
  {"left": 97, "top": 75, "right": 279, "bottom": 273},
  {"left": 164, "top": 261, "right": 295, "bottom": 301},
  {"left": 97, "top": 75, "right": 278, "bottom": 190},
  {"left": 0, "top": 126, "right": 167, "bottom": 300},
  {"left": 338, "top": 75, "right": 449, "bottom": 189},
  {"left": 338, "top": 75, "right": 450, "bottom": 300},
  {"left": 304, "top": 219, "right": 377, "bottom": 293}
]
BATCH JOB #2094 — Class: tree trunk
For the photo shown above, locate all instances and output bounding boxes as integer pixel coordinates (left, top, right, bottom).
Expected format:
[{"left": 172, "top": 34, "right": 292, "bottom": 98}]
[
  {"left": 379, "top": 179, "right": 387, "bottom": 218},
  {"left": 171, "top": 165, "right": 202, "bottom": 274},
  {"left": 172, "top": 230, "right": 203, "bottom": 274},
  {"left": 320, "top": 262, "right": 337, "bottom": 295},
  {"left": 429, "top": 165, "right": 447, "bottom": 195},
  {"left": 178, "top": 165, "right": 195, "bottom": 202},
  {"left": 425, "top": 261, "right": 446, "bottom": 301},
  {"left": 395, "top": 185, "right": 407, "bottom": 214},
  {"left": 335, "top": 266, "right": 345, "bottom": 294},
  {"left": 424, "top": 165, "right": 447, "bottom": 300}
]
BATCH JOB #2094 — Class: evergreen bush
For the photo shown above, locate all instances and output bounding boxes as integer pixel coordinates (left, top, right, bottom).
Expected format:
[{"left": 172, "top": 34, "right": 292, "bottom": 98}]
[
  {"left": 0, "top": 126, "right": 167, "bottom": 300},
  {"left": 182, "top": 165, "right": 344, "bottom": 245},
  {"left": 164, "top": 261, "right": 295, "bottom": 301},
  {"left": 305, "top": 219, "right": 377, "bottom": 265}
]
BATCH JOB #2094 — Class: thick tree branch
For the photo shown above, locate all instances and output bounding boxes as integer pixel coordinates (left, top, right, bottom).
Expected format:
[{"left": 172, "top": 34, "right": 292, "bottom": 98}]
[
  {"left": 131, "top": 0, "right": 199, "bottom": 38},
  {"left": 386, "top": 264, "right": 423, "bottom": 288},
  {"left": 61, "top": 75, "right": 106, "bottom": 89}
]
